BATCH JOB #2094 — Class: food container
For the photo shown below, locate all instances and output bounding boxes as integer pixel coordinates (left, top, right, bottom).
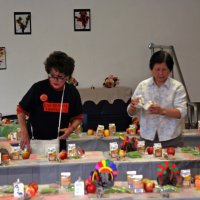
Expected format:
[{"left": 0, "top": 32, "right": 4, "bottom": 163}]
[
  {"left": 68, "top": 144, "right": 77, "bottom": 157},
  {"left": 181, "top": 169, "right": 191, "bottom": 187},
  {"left": 126, "top": 171, "right": 136, "bottom": 189},
  {"left": 12, "top": 146, "right": 20, "bottom": 160},
  {"left": 109, "top": 142, "right": 118, "bottom": 158},
  {"left": 128, "top": 124, "right": 136, "bottom": 135},
  {"left": 47, "top": 147, "right": 57, "bottom": 161},
  {"left": 109, "top": 123, "right": 116, "bottom": 134},
  {"left": 96, "top": 125, "right": 104, "bottom": 136},
  {"left": 154, "top": 143, "right": 162, "bottom": 157},
  {"left": 133, "top": 175, "right": 144, "bottom": 193},
  {"left": 61, "top": 172, "right": 71, "bottom": 188},
  {"left": 137, "top": 141, "right": 145, "bottom": 154}
]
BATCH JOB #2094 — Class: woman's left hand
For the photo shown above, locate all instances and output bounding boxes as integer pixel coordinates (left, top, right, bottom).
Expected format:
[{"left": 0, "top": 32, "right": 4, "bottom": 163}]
[{"left": 148, "top": 104, "right": 163, "bottom": 115}]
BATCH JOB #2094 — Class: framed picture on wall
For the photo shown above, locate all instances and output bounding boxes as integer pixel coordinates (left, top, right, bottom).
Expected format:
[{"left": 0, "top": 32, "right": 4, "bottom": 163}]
[
  {"left": 0, "top": 47, "right": 6, "bottom": 70},
  {"left": 74, "top": 9, "right": 91, "bottom": 31},
  {"left": 14, "top": 12, "right": 31, "bottom": 34}
]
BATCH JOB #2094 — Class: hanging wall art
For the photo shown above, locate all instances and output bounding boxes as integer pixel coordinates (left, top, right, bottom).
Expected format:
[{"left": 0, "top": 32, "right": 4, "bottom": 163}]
[
  {"left": 0, "top": 47, "right": 6, "bottom": 70},
  {"left": 74, "top": 9, "right": 91, "bottom": 31},
  {"left": 14, "top": 12, "right": 32, "bottom": 34}
]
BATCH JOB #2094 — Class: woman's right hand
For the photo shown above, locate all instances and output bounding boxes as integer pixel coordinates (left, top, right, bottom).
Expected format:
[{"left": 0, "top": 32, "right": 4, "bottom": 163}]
[{"left": 129, "top": 98, "right": 139, "bottom": 112}]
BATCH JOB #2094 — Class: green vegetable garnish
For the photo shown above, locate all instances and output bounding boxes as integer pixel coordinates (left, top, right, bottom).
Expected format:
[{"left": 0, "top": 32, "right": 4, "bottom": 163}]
[
  {"left": 39, "top": 188, "right": 59, "bottom": 194},
  {"left": 126, "top": 151, "right": 142, "bottom": 158}
]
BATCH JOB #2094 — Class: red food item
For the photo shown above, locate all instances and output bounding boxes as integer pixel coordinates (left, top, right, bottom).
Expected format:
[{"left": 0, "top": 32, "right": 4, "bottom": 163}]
[
  {"left": 26, "top": 185, "right": 37, "bottom": 197},
  {"left": 28, "top": 183, "right": 38, "bottom": 193},
  {"left": 59, "top": 150, "right": 67, "bottom": 160},
  {"left": 167, "top": 147, "right": 176, "bottom": 155},
  {"left": 147, "top": 146, "right": 154, "bottom": 155},
  {"left": 144, "top": 181, "right": 155, "bottom": 192},
  {"left": 22, "top": 150, "right": 30, "bottom": 159},
  {"left": 77, "top": 148, "right": 85, "bottom": 156},
  {"left": 84, "top": 179, "right": 92, "bottom": 188},
  {"left": 2, "top": 154, "right": 10, "bottom": 161},
  {"left": 86, "top": 182, "right": 96, "bottom": 193}
]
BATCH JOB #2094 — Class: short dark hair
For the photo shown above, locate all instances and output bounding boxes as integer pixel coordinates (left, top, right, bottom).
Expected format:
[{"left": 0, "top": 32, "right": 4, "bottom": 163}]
[
  {"left": 44, "top": 51, "right": 75, "bottom": 78},
  {"left": 149, "top": 50, "right": 174, "bottom": 72}
]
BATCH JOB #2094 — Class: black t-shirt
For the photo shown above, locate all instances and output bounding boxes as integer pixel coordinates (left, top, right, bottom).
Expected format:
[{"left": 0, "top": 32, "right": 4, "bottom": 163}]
[{"left": 19, "top": 79, "right": 82, "bottom": 140}]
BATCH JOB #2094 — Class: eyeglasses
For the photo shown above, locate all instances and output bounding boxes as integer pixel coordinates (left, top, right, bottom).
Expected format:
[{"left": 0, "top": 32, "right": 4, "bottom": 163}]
[{"left": 48, "top": 74, "right": 66, "bottom": 81}]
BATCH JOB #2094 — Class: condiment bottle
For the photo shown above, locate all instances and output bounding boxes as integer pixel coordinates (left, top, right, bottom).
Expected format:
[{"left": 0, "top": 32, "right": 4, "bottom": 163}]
[
  {"left": 74, "top": 177, "right": 85, "bottom": 196},
  {"left": 13, "top": 179, "right": 24, "bottom": 198}
]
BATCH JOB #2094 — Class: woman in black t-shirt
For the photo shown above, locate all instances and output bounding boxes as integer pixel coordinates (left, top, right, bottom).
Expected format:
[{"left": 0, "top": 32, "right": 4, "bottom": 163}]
[{"left": 17, "top": 51, "right": 83, "bottom": 151}]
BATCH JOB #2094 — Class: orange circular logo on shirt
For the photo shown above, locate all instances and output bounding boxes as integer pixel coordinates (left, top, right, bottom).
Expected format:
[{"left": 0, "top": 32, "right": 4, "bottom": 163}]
[{"left": 40, "top": 94, "right": 48, "bottom": 102}]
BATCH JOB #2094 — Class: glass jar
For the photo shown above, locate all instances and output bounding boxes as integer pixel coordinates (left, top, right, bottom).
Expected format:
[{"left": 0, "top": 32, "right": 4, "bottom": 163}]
[
  {"left": 154, "top": 143, "right": 162, "bottom": 157},
  {"left": 61, "top": 172, "right": 71, "bottom": 188}
]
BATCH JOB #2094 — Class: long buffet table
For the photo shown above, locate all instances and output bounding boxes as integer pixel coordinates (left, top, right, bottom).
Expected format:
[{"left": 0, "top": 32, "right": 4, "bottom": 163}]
[
  {"left": 1, "top": 148, "right": 200, "bottom": 186},
  {"left": 1, "top": 123, "right": 200, "bottom": 151},
  {"left": 1, "top": 182, "right": 200, "bottom": 200},
  {"left": 67, "top": 130, "right": 200, "bottom": 151}
]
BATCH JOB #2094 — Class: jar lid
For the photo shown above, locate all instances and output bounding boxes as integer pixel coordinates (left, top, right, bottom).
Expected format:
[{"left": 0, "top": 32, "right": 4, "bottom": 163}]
[
  {"left": 126, "top": 171, "right": 136, "bottom": 175},
  {"left": 61, "top": 172, "right": 71, "bottom": 176}
]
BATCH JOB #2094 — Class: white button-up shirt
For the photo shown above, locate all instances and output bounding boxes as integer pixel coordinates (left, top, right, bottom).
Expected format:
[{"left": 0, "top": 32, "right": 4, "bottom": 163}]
[{"left": 128, "top": 77, "right": 187, "bottom": 141}]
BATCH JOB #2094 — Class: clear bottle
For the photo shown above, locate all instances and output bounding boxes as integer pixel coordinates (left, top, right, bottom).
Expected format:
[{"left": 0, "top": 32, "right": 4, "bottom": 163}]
[
  {"left": 13, "top": 179, "right": 24, "bottom": 198},
  {"left": 74, "top": 177, "right": 85, "bottom": 196}
]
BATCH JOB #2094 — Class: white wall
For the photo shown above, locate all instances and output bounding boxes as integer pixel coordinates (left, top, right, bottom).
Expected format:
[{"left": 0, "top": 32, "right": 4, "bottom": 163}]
[{"left": 0, "top": 0, "right": 200, "bottom": 115}]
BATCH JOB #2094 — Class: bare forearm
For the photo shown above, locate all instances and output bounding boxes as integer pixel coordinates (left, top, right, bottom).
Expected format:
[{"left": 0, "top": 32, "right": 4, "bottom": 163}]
[
  {"left": 17, "top": 112, "right": 30, "bottom": 148},
  {"left": 161, "top": 108, "right": 181, "bottom": 119},
  {"left": 17, "top": 113, "right": 28, "bottom": 134}
]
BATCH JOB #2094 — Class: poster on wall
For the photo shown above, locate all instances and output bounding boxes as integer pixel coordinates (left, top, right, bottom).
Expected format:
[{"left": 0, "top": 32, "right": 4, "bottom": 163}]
[
  {"left": 14, "top": 12, "right": 31, "bottom": 34},
  {"left": 74, "top": 9, "right": 91, "bottom": 31},
  {"left": 0, "top": 47, "right": 6, "bottom": 70}
]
